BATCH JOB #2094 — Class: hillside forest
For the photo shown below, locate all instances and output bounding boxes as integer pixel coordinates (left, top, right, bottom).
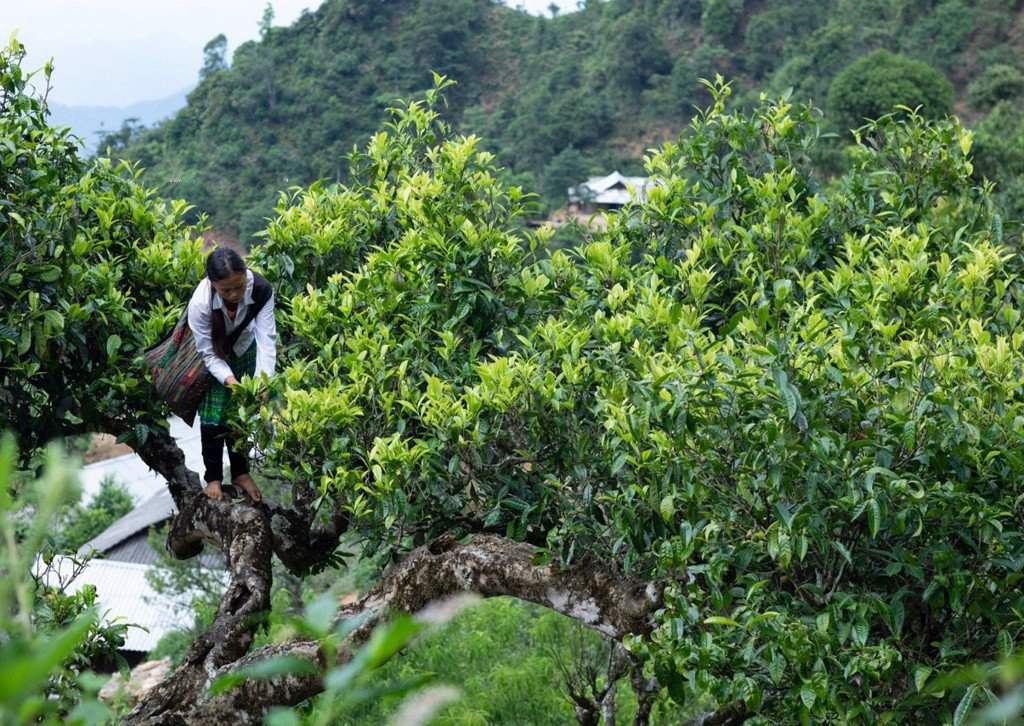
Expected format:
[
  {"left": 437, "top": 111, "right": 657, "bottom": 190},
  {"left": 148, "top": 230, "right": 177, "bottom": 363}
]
[{"left": 106, "top": 0, "right": 1024, "bottom": 242}]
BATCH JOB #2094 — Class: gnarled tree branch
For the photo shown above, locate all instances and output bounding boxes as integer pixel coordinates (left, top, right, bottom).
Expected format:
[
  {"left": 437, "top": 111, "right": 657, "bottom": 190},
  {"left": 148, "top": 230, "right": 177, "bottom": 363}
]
[
  {"left": 131, "top": 422, "right": 347, "bottom": 575},
  {"left": 129, "top": 532, "right": 663, "bottom": 724},
  {"left": 120, "top": 425, "right": 275, "bottom": 725}
]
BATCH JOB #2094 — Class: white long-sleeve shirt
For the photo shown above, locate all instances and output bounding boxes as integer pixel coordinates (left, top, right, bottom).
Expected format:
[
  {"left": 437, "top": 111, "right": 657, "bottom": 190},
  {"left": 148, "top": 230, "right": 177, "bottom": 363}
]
[{"left": 187, "top": 269, "right": 277, "bottom": 385}]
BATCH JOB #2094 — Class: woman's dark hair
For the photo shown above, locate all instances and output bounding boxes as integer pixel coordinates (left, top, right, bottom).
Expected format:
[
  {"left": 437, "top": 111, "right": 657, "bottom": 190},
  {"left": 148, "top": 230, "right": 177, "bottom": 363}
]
[
  {"left": 206, "top": 246, "right": 246, "bottom": 282},
  {"left": 206, "top": 247, "right": 247, "bottom": 359}
]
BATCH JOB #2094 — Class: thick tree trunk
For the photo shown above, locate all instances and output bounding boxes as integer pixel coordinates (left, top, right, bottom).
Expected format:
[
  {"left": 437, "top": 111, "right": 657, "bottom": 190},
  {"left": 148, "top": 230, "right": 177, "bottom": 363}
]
[
  {"left": 122, "top": 427, "right": 275, "bottom": 725},
  {"left": 126, "top": 530, "right": 662, "bottom": 724}
]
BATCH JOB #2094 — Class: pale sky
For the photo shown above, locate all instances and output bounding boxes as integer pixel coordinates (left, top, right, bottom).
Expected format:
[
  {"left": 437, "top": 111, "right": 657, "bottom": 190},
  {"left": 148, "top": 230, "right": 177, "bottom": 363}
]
[{"left": 3, "top": 0, "right": 579, "bottom": 108}]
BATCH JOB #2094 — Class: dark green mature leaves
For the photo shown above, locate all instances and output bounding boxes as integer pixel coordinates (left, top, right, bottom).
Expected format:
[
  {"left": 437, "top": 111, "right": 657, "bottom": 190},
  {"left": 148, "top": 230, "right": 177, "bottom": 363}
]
[{"left": 0, "top": 38, "right": 207, "bottom": 451}]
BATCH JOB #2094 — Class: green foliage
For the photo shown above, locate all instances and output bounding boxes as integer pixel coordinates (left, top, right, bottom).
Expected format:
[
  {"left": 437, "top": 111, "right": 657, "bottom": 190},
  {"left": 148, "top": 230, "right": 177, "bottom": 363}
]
[
  {"left": 608, "top": 83, "right": 1022, "bottom": 722},
  {"left": 902, "top": 0, "right": 972, "bottom": 71},
  {"left": 606, "top": 11, "right": 671, "bottom": 91},
  {"left": 540, "top": 146, "right": 592, "bottom": 204},
  {"left": 899, "top": 646, "right": 1024, "bottom": 724},
  {"left": 53, "top": 478, "right": 134, "bottom": 553},
  {"left": 973, "top": 102, "right": 1024, "bottom": 180},
  {"left": 0, "top": 435, "right": 122, "bottom": 725},
  {"left": 259, "top": 3, "right": 275, "bottom": 39},
  {"left": 10, "top": 26, "right": 1024, "bottom": 722},
  {"left": 744, "top": 2, "right": 826, "bottom": 79},
  {"left": 0, "top": 37, "right": 208, "bottom": 452},
  {"left": 199, "top": 33, "right": 228, "bottom": 81},
  {"left": 31, "top": 572, "right": 132, "bottom": 707},
  {"left": 244, "top": 84, "right": 544, "bottom": 547},
  {"left": 827, "top": 49, "right": 954, "bottom": 132},
  {"left": 701, "top": 0, "right": 744, "bottom": 43},
  {"left": 107, "top": 0, "right": 1024, "bottom": 238},
  {"left": 94, "top": 117, "right": 147, "bottom": 156},
  {"left": 238, "top": 76, "right": 1024, "bottom": 720},
  {"left": 210, "top": 589, "right": 478, "bottom": 725},
  {"left": 660, "top": 0, "right": 703, "bottom": 23},
  {"left": 332, "top": 598, "right": 641, "bottom": 724},
  {"left": 972, "top": 101, "right": 1024, "bottom": 229},
  {"left": 769, "top": 23, "right": 860, "bottom": 106},
  {"left": 968, "top": 63, "right": 1024, "bottom": 111},
  {"left": 403, "top": 0, "right": 486, "bottom": 95}
]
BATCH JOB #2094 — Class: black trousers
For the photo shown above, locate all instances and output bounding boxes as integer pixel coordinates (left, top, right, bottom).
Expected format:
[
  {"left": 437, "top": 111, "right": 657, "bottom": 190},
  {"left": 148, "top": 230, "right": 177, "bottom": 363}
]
[{"left": 200, "top": 424, "right": 250, "bottom": 483}]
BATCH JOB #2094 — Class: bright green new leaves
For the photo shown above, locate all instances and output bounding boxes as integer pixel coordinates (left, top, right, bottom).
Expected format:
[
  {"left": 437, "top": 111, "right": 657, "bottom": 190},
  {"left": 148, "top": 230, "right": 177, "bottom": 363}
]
[
  {"left": 238, "top": 78, "right": 1024, "bottom": 722},
  {"left": 244, "top": 81, "right": 545, "bottom": 542}
]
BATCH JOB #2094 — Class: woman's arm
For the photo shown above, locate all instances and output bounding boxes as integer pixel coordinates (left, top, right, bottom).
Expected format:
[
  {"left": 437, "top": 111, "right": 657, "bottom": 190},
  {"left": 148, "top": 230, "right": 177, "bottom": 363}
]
[
  {"left": 188, "top": 283, "right": 235, "bottom": 384},
  {"left": 253, "top": 293, "right": 277, "bottom": 380}
]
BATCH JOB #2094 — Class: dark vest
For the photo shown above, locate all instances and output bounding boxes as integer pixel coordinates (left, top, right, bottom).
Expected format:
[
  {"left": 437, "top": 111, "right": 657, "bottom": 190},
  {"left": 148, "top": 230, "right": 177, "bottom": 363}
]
[{"left": 210, "top": 272, "right": 272, "bottom": 359}]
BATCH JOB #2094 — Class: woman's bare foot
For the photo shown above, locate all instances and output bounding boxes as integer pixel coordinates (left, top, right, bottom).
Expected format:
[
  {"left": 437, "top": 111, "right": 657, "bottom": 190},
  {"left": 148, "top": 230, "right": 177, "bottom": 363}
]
[
  {"left": 203, "top": 480, "right": 223, "bottom": 500},
  {"left": 233, "top": 473, "right": 262, "bottom": 503}
]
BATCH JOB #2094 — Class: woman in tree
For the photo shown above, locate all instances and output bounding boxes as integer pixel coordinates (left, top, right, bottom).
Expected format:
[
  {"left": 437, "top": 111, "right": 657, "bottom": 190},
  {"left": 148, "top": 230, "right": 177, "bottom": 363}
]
[{"left": 188, "top": 247, "right": 276, "bottom": 502}]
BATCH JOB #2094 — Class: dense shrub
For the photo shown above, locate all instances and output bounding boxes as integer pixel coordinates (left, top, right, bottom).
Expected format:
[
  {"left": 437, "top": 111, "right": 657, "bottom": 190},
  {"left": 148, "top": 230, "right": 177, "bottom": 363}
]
[
  {"left": 541, "top": 145, "right": 592, "bottom": 205},
  {"left": 744, "top": 1, "right": 826, "bottom": 79},
  {"left": 701, "top": 0, "right": 744, "bottom": 42},
  {"left": 827, "top": 49, "right": 953, "bottom": 131},
  {"left": 972, "top": 100, "right": 1024, "bottom": 228},
  {"left": 903, "top": 0, "right": 972, "bottom": 71},
  {"left": 607, "top": 11, "right": 673, "bottom": 91},
  {"left": 968, "top": 63, "right": 1024, "bottom": 110}
]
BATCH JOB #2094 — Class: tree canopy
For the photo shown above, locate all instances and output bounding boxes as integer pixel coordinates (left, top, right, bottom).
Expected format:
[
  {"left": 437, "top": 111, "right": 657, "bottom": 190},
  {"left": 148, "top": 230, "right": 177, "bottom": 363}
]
[
  {"left": 247, "top": 80, "right": 1024, "bottom": 721},
  {"left": 6, "top": 37, "right": 1024, "bottom": 723},
  {"left": 827, "top": 50, "right": 954, "bottom": 132},
  {"left": 0, "top": 38, "right": 205, "bottom": 454}
]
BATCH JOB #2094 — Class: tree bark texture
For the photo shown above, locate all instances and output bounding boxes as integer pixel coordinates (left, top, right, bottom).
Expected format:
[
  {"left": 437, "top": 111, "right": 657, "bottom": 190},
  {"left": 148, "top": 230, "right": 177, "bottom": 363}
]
[
  {"left": 125, "top": 509, "right": 662, "bottom": 724},
  {"left": 122, "top": 427, "right": 275, "bottom": 724}
]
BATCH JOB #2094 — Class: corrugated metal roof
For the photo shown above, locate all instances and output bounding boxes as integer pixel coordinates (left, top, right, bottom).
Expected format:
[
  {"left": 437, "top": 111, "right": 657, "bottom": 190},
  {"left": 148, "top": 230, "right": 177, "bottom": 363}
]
[
  {"left": 80, "top": 489, "right": 176, "bottom": 556},
  {"left": 567, "top": 171, "right": 654, "bottom": 206},
  {"left": 35, "top": 557, "right": 197, "bottom": 652},
  {"left": 103, "top": 532, "right": 164, "bottom": 566}
]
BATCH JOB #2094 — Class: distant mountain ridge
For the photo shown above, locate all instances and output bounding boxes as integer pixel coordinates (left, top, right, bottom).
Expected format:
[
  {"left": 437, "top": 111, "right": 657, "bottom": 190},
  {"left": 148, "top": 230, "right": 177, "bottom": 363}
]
[{"left": 50, "top": 88, "right": 190, "bottom": 153}]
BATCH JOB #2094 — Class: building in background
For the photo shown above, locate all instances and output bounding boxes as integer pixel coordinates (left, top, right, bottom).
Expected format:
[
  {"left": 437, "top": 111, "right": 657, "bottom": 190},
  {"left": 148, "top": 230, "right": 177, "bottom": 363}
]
[
  {"left": 568, "top": 171, "right": 654, "bottom": 213},
  {"left": 38, "top": 417, "right": 227, "bottom": 660}
]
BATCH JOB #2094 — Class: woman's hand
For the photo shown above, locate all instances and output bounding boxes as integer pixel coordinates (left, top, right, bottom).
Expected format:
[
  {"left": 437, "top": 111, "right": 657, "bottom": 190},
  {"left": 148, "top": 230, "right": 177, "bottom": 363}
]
[{"left": 224, "top": 375, "right": 240, "bottom": 386}]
